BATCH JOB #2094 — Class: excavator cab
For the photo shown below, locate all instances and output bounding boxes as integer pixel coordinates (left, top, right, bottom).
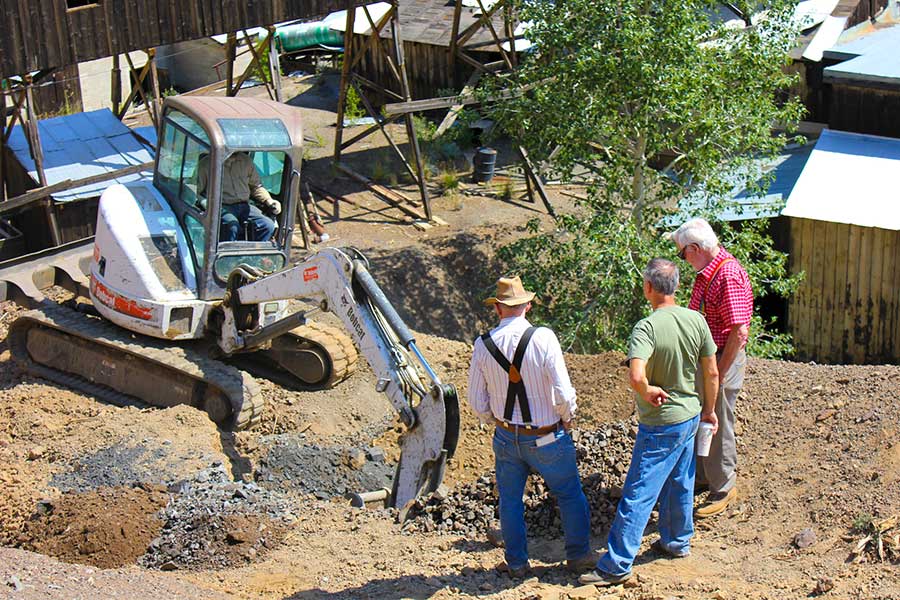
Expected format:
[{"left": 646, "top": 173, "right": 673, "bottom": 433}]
[{"left": 153, "top": 97, "right": 303, "bottom": 302}]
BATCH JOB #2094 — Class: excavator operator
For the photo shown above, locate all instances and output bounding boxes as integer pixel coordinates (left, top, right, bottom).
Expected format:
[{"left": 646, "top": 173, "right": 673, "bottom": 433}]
[{"left": 198, "top": 152, "right": 282, "bottom": 242}]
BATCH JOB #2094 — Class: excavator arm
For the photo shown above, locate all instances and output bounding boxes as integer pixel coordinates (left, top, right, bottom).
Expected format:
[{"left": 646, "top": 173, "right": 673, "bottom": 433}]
[{"left": 217, "top": 247, "right": 460, "bottom": 508}]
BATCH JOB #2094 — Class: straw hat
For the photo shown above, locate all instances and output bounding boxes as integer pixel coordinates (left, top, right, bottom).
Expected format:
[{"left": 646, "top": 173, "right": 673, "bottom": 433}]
[{"left": 484, "top": 275, "right": 536, "bottom": 306}]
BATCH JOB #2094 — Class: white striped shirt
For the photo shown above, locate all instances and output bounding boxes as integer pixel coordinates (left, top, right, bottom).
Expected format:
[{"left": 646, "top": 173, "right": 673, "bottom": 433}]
[{"left": 467, "top": 316, "right": 577, "bottom": 426}]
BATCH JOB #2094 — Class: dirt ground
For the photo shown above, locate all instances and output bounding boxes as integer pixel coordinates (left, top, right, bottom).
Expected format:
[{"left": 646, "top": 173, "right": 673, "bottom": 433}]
[{"left": 1, "top": 74, "right": 898, "bottom": 600}]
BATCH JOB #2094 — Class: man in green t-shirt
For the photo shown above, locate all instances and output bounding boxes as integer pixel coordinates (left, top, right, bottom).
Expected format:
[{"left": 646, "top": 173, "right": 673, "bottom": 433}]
[{"left": 581, "top": 258, "right": 719, "bottom": 587}]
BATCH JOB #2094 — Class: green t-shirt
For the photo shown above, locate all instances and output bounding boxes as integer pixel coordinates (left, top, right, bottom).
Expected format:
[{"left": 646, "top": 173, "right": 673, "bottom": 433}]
[{"left": 626, "top": 305, "right": 717, "bottom": 426}]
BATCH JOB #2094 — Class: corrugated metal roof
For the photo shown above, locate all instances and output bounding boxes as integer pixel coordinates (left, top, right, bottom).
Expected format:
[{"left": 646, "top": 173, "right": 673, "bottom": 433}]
[
  {"left": 782, "top": 129, "right": 900, "bottom": 230},
  {"left": 7, "top": 109, "right": 154, "bottom": 203},
  {"left": 669, "top": 143, "right": 815, "bottom": 225},
  {"left": 823, "top": 24, "right": 900, "bottom": 84}
]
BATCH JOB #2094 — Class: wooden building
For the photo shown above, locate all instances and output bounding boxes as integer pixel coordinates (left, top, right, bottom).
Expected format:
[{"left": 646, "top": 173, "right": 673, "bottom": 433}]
[
  {"left": 822, "top": 24, "right": 900, "bottom": 137},
  {"left": 0, "top": 0, "right": 364, "bottom": 80},
  {"left": 347, "top": 0, "right": 503, "bottom": 100},
  {"left": 786, "top": 218, "right": 900, "bottom": 364},
  {"left": 781, "top": 129, "right": 900, "bottom": 364},
  {"left": 787, "top": 0, "right": 889, "bottom": 123}
]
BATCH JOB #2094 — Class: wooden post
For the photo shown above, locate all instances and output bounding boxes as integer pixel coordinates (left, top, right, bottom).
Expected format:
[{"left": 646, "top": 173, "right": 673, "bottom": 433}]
[
  {"left": 24, "top": 76, "right": 47, "bottom": 188},
  {"left": 389, "top": 1, "right": 432, "bottom": 220},
  {"left": 148, "top": 49, "right": 162, "bottom": 131},
  {"left": 448, "top": 0, "right": 463, "bottom": 84},
  {"left": 333, "top": 0, "right": 356, "bottom": 162},
  {"left": 517, "top": 146, "right": 554, "bottom": 217},
  {"left": 268, "top": 26, "right": 283, "bottom": 103},
  {"left": 0, "top": 87, "right": 6, "bottom": 201},
  {"left": 225, "top": 33, "right": 236, "bottom": 96},
  {"left": 111, "top": 54, "right": 121, "bottom": 116}
]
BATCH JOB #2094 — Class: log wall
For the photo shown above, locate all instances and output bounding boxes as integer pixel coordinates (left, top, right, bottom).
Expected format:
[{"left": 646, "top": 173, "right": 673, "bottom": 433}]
[
  {"left": 0, "top": 0, "right": 364, "bottom": 78},
  {"left": 828, "top": 84, "right": 900, "bottom": 138},
  {"left": 788, "top": 217, "right": 900, "bottom": 364}
]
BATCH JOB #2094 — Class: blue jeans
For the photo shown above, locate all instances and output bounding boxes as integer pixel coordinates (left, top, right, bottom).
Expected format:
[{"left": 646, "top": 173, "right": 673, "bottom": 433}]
[
  {"left": 221, "top": 202, "right": 276, "bottom": 242},
  {"left": 493, "top": 426, "right": 591, "bottom": 569},
  {"left": 596, "top": 414, "right": 699, "bottom": 576}
]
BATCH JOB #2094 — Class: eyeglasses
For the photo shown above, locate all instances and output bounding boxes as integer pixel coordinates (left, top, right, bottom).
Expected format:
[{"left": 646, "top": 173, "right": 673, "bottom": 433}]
[{"left": 677, "top": 243, "right": 694, "bottom": 260}]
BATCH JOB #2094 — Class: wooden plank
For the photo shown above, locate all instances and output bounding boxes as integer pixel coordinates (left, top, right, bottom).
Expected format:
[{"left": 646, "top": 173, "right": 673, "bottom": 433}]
[
  {"left": 830, "top": 221, "right": 850, "bottom": 362},
  {"left": 844, "top": 224, "right": 862, "bottom": 363},
  {"left": 820, "top": 220, "right": 837, "bottom": 363},
  {"left": 788, "top": 217, "right": 809, "bottom": 358},
  {"left": 856, "top": 226, "right": 873, "bottom": 363},
  {"left": 868, "top": 226, "right": 884, "bottom": 361},
  {"left": 887, "top": 230, "right": 900, "bottom": 360},
  {"left": 892, "top": 230, "right": 900, "bottom": 360},
  {"left": 808, "top": 220, "right": 825, "bottom": 359},
  {"left": 435, "top": 70, "right": 482, "bottom": 137},
  {"left": 333, "top": 162, "right": 427, "bottom": 221},
  {"left": 800, "top": 219, "right": 815, "bottom": 360},
  {"left": 0, "top": 161, "right": 154, "bottom": 215}
]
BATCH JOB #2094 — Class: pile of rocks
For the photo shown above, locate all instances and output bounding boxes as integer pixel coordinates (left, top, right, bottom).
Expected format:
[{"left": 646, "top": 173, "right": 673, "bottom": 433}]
[
  {"left": 140, "top": 464, "right": 299, "bottom": 570},
  {"left": 403, "top": 420, "right": 638, "bottom": 537},
  {"left": 254, "top": 435, "right": 394, "bottom": 499}
]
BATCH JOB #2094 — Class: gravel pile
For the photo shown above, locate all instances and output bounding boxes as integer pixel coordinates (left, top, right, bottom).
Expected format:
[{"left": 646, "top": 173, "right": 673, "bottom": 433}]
[
  {"left": 140, "top": 464, "right": 299, "bottom": 570},
  {"left": 403, "top": 420, "right": 638, "bottom": 537},
  {"left": 254, "top": 434, "right": 394, "bottom": 499},
  {"left": 50, "top": 443, "right": 173, "bottom": 492}
]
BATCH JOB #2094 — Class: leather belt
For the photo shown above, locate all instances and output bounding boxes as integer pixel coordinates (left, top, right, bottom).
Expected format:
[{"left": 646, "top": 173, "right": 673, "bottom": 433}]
[{"left": 494, "top": 418, "right": 561, "bottom": 436}]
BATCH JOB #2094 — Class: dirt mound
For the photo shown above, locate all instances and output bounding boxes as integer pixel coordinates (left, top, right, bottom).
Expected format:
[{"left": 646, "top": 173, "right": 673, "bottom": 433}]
[{"left": 17, "top": 485, "right": 168, "bottom": 568}]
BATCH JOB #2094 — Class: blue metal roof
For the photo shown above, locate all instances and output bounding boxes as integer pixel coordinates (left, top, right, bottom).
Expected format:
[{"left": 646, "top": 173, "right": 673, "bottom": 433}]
[
  {"left": 668, "top": 143, "right": 815, "bottom": 225},
  {"left": 823, "top": 24, "right": 900, "bottom": 84},
  {"left": 783, "top": 129, "right": 900, "bottom": 230},
  {"left": 7, "top": 109, "right": 154, "bottom": 203}
]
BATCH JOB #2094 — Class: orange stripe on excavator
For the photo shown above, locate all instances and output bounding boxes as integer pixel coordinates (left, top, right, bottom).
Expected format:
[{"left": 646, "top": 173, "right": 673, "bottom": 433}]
[{"left": 90, "top": 277, "right": 153, "bottom": 321}]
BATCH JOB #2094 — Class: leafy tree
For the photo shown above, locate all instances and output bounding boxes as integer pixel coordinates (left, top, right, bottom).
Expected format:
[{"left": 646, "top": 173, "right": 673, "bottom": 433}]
[{"left": 486, "top": 0, "right": 805, "bottom": 354}]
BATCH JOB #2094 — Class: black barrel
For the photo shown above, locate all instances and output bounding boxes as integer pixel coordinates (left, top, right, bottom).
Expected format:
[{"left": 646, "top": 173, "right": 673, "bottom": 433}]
[{"left": 472, "top": 147, "right": 497, "bottom": 183}]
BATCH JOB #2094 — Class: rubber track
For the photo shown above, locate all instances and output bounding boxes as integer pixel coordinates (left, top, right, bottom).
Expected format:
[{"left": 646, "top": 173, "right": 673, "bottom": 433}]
[
  {"left": 8, "top": 304, "right": 264, "bottom": 430},
  {"left": 284, "top": 320, "right": 358, "bottom": 388}
]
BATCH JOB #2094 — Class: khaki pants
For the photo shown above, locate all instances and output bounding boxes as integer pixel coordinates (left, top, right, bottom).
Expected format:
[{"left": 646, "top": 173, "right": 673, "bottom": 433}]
[{"left": 696, "top": 349, "right": 745, "bottom": 495}]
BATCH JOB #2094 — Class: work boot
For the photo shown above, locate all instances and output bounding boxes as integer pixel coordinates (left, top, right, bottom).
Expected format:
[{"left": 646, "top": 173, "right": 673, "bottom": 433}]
[
  {"left": 578, "top": 569, "right": 631, "bottom": 586},
  {"left": 650, "top": 539, "right": 690, "bottom": 559},
  {"left": 565, "top": 550, "right": 599, "bottom": 573},
  {"left": 497, "top": 561, "right": 531, "bottom": 578},
  {"left": 696, "top": 487, "right": 737, "bottom": 518}
]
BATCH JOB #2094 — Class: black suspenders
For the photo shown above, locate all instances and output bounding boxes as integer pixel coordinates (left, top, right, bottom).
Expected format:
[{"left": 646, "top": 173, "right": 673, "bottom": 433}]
[{"left": 480, "top": 327, "right": 538, "bottom": 423}]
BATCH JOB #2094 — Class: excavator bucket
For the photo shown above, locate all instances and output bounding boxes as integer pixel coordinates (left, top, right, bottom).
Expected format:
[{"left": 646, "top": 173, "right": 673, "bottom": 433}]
[{"left": 392, "top": 384, "right": 460, "bottom": 510}]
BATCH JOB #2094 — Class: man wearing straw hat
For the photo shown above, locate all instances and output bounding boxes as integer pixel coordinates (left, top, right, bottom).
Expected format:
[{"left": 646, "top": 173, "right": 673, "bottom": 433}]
[{"left": 468, "top": 275, "right": 594, "bottom": 578}]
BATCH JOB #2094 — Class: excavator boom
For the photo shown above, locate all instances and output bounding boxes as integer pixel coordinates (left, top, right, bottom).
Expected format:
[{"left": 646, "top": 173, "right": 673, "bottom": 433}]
[{"left": 220, "top": 246, "right": 460, "bottom": 508}]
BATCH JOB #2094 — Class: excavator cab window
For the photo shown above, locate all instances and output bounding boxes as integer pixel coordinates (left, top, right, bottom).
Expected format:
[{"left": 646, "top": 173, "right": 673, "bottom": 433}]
[
  {"left": 157, "top": 111, "right": 211, "bottom": 214},
  {"left": 157, "top": 110, "right": 212, "bottom": 276}
]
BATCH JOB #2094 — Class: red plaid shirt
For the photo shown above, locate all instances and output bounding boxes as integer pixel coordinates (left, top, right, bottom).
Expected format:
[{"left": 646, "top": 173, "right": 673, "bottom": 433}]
[{"left": 688, "top": 248, "right": 753, "bottom": 349}]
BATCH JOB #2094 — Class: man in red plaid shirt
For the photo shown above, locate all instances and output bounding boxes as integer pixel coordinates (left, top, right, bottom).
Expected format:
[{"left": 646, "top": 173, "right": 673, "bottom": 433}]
[{"left": 673, "top": 218, "right": 752, "bottom": 517}]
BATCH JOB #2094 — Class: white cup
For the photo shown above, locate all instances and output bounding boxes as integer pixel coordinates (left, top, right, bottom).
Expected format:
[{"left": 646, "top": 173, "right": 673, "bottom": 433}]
[{"left": 696, "top": 422, "right": 715, "bottom": 457}]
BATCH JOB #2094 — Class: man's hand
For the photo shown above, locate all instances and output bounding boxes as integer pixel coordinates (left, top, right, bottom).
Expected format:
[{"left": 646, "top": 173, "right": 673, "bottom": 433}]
[
  {"left": 266, "top": 199, "right": 282, "bottom": 215},
  {"left": 562, "top": 419, "right": 574, "bottom": 432},
  {"left": 642, "top": 386, "right": 669, "bottom": 407},
  {"left": 700, "top": 410, "right": 719, "bottom": 435}
]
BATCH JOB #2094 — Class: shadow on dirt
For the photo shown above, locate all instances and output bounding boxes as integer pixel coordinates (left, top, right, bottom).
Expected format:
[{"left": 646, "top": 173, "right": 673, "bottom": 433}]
[
  {"left": 283, "top": 565, "right": 563, "bottom": 600},
  {"left": 365, "top": 231, "right": 504, "bottom": 342}
]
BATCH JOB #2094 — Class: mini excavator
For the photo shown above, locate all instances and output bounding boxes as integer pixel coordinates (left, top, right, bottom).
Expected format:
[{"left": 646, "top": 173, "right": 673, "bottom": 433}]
[{"left": 0, "top": 96, "right": 459, "bottom": 507}]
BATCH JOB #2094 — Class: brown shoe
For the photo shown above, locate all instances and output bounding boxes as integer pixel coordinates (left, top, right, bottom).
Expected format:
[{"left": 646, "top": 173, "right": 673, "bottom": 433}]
[
  {"left": 566, "top": 550, "right": 598, "bottom": 573},
  {"left": 696, "top": 487, "right": 737, "bottom": 518},
  {"left": 497, "top": 561, "right": 532, "bottom": 578}
]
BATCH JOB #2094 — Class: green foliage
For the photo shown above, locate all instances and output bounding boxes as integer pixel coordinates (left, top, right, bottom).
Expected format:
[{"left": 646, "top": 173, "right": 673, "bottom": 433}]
[
  {"left": 343, "top": 85, "right": 365, "bottom": 123},
  {"left": 853, "top": 513, "right": 875, "bottom": 534},
  {"left": 437, "top": 170, "right": 460, "bottom": 194},
  {"left": 162, "top": 87, "right": 179, "bottom": 98},
  {"left": 489, "top": 0, "right": 805, "bottom": 356}
]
